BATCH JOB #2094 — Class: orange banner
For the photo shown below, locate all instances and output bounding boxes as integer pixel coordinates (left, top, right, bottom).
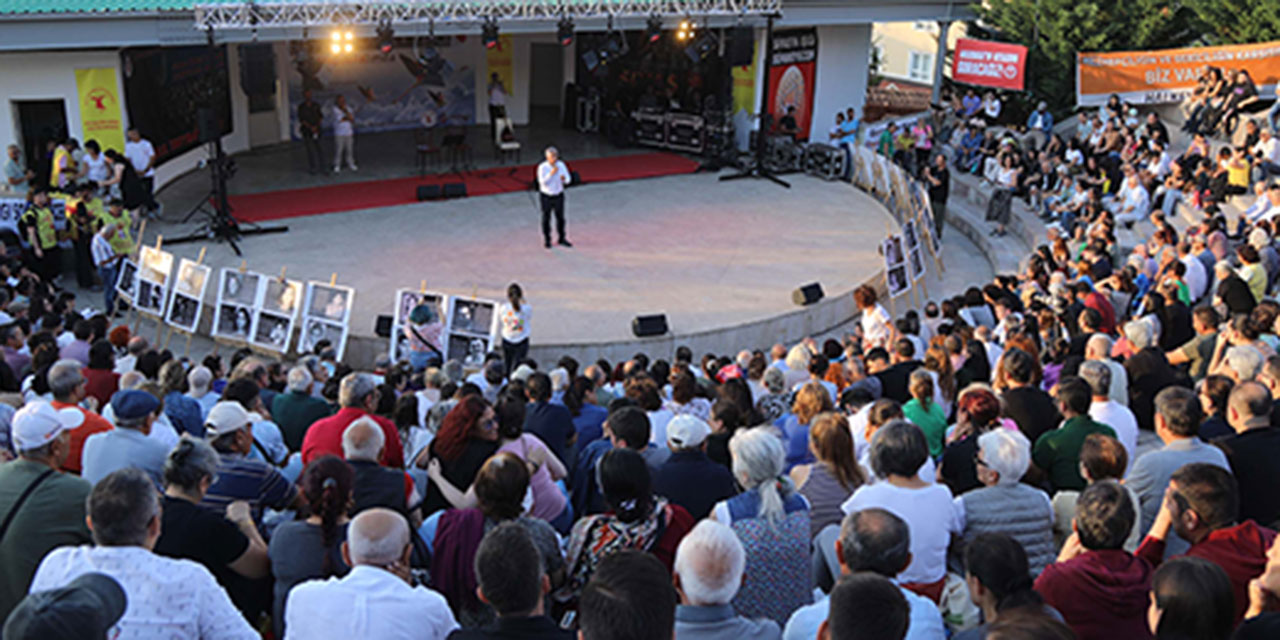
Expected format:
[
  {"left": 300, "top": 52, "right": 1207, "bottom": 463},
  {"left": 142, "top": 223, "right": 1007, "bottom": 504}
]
[{"left": 1076, "top": 40, "right": 1280, "bottom": 107}]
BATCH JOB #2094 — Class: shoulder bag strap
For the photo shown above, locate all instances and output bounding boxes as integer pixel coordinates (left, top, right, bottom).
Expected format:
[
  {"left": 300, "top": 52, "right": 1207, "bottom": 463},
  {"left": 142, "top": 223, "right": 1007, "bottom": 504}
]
[
  {"left": 408, "top": 325, "right": 443, "bottom": 358},
  {"left": 0, "top": 468, "right": 56, "bottom": 546}
]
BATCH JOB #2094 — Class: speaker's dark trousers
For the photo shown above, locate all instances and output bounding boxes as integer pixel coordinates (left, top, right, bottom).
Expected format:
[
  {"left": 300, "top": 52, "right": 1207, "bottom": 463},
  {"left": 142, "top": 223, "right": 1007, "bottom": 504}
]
[
  {"left": 140, "top": 177, "right": 158, "bottom": 213},
  {"left": 301, "top": 132, "right": 323, "bottom": 173},
  {"left": 540, "top": 193, "right": 566, "bottom": 242}
]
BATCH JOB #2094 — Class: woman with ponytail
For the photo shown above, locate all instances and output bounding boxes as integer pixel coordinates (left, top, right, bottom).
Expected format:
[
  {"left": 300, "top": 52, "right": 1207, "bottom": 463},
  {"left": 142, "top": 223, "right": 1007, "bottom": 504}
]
[
  {"left": 154, "top": 434, "right": 270, "bottom": 621},
  {"left": 268, "top": 455, "right": 354, "bottom": 639},
  {"left": 956, "top": 533, "right": 1063, "bottom": 640},
  {"left": 708, "top": 426, "right": 812, "bottom": 624}
]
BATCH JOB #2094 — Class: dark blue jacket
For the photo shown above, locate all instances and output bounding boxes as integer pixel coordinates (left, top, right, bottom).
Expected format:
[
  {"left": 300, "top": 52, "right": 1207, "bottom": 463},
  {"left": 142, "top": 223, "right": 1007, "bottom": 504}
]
[
  {"left": 524, "top": 401, "right": 576, "bottom": 466},
  {"left": 652, "top": 449, "right": 738, "bottom": 520}
]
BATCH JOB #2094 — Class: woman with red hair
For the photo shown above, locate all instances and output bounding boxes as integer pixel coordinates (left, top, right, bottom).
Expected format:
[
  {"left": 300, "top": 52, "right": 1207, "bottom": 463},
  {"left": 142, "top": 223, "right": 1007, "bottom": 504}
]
[
  {"left": 418, "top": 395, "right": 499, "bottom": 515},
  {"left": 938, "top": 385, "right": 1004, "bottom": 496}
]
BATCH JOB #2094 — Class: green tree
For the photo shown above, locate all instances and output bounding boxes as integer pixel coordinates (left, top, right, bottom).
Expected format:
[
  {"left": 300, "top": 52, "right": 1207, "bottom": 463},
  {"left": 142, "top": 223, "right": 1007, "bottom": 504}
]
[
  {"left": 974, "top": 0, "right": 1198, "bottom": 109},
  {"left": 1185, "top": 0, "right": 1280, "bottom": 44}
]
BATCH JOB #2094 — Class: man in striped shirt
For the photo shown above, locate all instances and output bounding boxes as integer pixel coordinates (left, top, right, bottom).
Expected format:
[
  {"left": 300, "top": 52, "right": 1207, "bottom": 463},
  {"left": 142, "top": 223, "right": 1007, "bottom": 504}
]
[
  {"left": 200, "top": 401, "right": 301, "bottom": 525},
  {"left": 91, "top": 217, "right": 125, "bottom": 313}
]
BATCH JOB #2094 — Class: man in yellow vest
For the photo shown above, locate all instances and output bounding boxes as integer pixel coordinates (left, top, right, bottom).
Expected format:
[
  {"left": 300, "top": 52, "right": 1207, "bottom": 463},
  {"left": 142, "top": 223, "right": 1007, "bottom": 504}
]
[
  {"left": 68, "top": 182, "right": 103, "bottom": 289},
  {"left": 20, "top": 189, "right": 59, "bottom": 282},
  {"left": 49, "top": 139, "right": 78, "bottom": 190},
  {"left": 98, "top": 198, "right": 134, "bottom": 256}
]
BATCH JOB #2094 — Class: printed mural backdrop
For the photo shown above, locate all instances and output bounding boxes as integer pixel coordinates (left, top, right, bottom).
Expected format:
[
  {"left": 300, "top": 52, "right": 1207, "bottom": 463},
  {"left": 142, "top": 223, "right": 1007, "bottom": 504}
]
[{"left": 287, "top": 36, "right": 478, "bottom": 138}]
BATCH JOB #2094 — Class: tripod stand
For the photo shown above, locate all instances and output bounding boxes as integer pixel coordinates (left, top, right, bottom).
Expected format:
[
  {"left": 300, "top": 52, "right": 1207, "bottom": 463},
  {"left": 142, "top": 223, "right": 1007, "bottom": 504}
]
[
  {"left": 165, "top": 139, "right": 288, "bottom": 256},
  {"left": 719, "top": 14, "right": 790, "bottom": 189}
]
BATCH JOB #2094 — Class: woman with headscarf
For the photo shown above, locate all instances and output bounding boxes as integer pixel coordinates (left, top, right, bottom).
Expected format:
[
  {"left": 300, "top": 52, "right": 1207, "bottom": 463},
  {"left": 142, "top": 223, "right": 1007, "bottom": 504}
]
[{"left": 556, "top": 448, "right": 693, "bottom": 610}]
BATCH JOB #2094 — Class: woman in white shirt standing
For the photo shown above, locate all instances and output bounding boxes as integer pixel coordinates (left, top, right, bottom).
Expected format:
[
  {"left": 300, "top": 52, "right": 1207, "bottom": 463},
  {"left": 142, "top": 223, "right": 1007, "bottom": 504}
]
[
  {"left": 498, "top": 283, "right": 531, "bottom": 376},
  {"left": 854, "top": 284, "right": 893, "bottom": 351}
]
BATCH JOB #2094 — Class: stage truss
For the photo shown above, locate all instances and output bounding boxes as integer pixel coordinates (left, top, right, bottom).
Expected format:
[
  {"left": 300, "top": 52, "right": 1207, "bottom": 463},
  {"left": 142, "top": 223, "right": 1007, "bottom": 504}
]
[{"left": 194, "top": 0, "right": 781, "bottom": 31}]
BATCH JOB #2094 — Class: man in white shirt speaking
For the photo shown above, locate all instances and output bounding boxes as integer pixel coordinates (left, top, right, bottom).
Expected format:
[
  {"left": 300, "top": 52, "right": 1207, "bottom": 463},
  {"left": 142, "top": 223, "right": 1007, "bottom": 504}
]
[{"left": 536, "top": 146, "right": 572, "bottom": 249}]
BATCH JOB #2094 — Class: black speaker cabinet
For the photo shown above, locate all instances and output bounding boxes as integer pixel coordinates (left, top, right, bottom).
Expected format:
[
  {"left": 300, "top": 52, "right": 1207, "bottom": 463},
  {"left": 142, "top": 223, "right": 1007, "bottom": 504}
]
[
  {"left": 727, "top": 25, "right": 754, "bottom": 67},
  {"left": 792, "top": 282, "right": 824, "bottom": 306},
  {"left": 416, "top": 185, "right": 442, "bottom": 201},
  {"left": 632, "top": 314, "right": 669, "bottom": 337},
  {"left": 374, "top": 314, "right": 393, "bottom": 338},
  {"left": 443, "top": 182, "right": 468, "bottom": 198}
]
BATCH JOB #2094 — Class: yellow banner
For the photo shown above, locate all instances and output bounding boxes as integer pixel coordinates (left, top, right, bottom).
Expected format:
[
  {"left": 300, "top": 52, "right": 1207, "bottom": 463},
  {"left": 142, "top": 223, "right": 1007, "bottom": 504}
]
[
  {"left": 732, "top": 34, "right": 758, "bottom": 115},
  {"left": 75, "top": 67, "right": 126, "bottom": 154},
  {"left": 485, "top": 34, "right": 514, "bottom": 116}
]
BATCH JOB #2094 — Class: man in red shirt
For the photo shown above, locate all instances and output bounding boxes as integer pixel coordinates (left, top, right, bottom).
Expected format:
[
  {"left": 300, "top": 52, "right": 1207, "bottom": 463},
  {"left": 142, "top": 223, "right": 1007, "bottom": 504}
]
[
  {"left": 1074, "top": 281, "right": 1116, "bottom": 335},
  {"left": 48, "top": 359, "right": 113, "bottom": 473},
  {"left": 1135, "top": 463, "right": 1277, "bottom": 624},
  {"left": 1035, "top": 481, "right": 1153, "bottom": 640},
  {"left": 302, "top": 373, "right": 403, "bottom": 468}
]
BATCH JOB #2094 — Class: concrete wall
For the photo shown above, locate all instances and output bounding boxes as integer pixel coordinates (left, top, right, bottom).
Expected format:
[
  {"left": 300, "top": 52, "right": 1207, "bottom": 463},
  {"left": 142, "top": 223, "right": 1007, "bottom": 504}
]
[{"left": 810, "top": 24, "right": 872, "bottom": 136}]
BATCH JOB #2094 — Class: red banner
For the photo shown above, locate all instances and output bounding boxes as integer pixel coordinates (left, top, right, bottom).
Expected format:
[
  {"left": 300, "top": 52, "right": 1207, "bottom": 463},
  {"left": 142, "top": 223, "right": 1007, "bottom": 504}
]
[
  {"left": 768, "top": 28, "right": 818, "bottom": 139},
  {"left": 953, "top": 38, "right": 1027, "bottom": 91}
]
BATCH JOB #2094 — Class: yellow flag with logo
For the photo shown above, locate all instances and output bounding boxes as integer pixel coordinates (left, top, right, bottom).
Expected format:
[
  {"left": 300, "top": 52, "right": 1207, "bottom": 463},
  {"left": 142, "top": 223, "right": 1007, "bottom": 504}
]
[
  {"left": 732, "top": 38, "right": 758, "bottom": 115},
  {"left": 75, "top": 67, "right": 126, "bottom": 154}
]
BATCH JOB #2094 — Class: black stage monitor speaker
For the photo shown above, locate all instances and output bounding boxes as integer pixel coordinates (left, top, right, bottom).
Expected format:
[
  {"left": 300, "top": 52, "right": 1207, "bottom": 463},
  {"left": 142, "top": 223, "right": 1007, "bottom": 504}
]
[
  {"left": 728, "top": 25, "right": 754, "bottom": 67},
  {"left": 374, "top": 314, "right": 393, "bottom": 338},
  {"left": 416, "top": 185, "right": 442, "bottom": 201},
  {"left": 792, "top": 283, "right": 824, "bottom": 306},
  {"left": 443, "top": 182, "right": 467, "bottom": 198},
  {"left": 569, "top": 170, "right": 582, "bottom": 187},
  {"left": 632, "top": 314, "right": 669, "bottom": 337}
]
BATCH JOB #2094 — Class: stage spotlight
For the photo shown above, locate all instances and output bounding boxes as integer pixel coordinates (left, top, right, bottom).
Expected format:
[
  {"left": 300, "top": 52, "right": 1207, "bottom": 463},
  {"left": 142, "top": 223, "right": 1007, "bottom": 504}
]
[
  {"left": 343, "top": 43, "right": 353, "bottom": 53},
  {"left": 482, "top": 19, "right": 499, "bottom": 49},
  {"left": 377, "top": 18, "right": 395, "bottom": 54},
  {"left": 344, "top": 31, "right": 353, "bottom": 41},
  {"left": 646, "top": 15, "right": 662, "bottom": 42},
  {"left": 331, "top": 31, "right": 340, "bottom": 42},
  {"left": 330, "top": 43, "right": 340, "bottom": 54},
  {"left": 557, "top": 16, "right": 574, "bottom": 46}
]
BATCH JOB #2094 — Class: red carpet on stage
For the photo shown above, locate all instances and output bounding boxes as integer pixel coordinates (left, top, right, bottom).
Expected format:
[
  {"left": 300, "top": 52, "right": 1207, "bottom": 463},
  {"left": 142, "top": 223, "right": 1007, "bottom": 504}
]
[{"left": 227, "top": 152, "right": 700, "bottom": 222}]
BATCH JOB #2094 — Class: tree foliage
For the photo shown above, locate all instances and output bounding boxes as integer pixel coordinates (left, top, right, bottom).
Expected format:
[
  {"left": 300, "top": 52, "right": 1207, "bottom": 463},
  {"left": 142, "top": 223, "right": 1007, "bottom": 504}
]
[
  {"left": 974, "top": 0, "right": 1199, "bottom": 109},
  {"left": 1185, "top": 0, "right": 1280, "bottom": 44}
]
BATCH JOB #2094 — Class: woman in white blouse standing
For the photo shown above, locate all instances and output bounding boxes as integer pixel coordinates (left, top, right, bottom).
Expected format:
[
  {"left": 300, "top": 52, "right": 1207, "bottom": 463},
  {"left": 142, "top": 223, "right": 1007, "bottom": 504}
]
[
  {"left": 498, "top": 283, "right": 531, "bottom": 376},
  {"left": 854, "top": 284, "right": 894, "bottom": 351}
]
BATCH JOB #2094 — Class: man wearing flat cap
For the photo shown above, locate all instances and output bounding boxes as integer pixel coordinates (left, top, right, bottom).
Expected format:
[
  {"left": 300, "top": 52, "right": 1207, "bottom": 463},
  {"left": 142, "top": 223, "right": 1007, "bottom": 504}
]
[
  {"left": 3, "top": 572, "right": 126, "bottom": 639},
  {"left": 81, "top": 389, "right": 168, "bottom": 486}
]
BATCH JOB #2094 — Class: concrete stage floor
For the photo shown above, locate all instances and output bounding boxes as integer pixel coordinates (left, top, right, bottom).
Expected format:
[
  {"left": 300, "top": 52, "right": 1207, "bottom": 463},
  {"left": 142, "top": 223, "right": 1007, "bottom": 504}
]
[{"left": 149, "top": 169, "right": 891, "bottom": 346}]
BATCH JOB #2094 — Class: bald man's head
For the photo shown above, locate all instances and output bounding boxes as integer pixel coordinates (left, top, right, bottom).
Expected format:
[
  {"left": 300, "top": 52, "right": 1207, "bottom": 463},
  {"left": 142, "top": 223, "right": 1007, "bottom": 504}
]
[
  {"left": 342, "top": 417, "right": 385, "bottom": 462},
  {"left": 1228, "top": 380, "right": 1272, "bottom": 432},
  {"left": 347, "top": 508, "right": 410, "bottom": 566},
  {"left": 1085, "top": 334, "right": 1112, "bottom": 360}
]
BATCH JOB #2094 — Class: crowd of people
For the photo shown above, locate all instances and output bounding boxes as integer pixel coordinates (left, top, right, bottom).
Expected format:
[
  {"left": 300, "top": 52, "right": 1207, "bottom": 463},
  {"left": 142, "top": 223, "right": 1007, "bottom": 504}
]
[{"left": 0, "top": 63, "right": 1279, "bottom": 640}]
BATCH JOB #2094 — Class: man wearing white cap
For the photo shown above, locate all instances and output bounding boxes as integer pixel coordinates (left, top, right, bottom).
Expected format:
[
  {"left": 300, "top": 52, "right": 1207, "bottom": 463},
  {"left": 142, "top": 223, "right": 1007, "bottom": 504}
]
[
  {"left": 201, "top": 401, "right": 301, "bottom": 523},
  {"left": 652, "top": 415, "right": 737, "bottom": 520},
  {"left": 0, "top": 402, "right": 93, "bottom": 622}
]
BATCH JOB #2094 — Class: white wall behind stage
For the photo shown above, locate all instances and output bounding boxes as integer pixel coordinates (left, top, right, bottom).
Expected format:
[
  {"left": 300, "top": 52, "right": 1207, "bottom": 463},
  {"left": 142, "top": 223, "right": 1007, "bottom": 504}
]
[{"left": 0, "top": 46, "right": 251, "bottom": 193}]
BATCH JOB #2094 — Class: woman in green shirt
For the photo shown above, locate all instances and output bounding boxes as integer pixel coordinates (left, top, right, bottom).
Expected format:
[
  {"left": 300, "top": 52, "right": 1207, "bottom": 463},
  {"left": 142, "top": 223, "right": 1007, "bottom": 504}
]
[{"left": 903, "top": 369, "right": 948, "bottom": 459}]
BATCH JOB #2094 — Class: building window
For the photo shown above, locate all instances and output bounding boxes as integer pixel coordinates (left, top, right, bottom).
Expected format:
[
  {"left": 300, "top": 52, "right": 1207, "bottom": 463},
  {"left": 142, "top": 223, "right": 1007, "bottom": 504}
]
[
  {"left": 908, "top": 52, "right": 934, "bottom": 82},
  {"left": 913, "top": 21, "right": 936, "bottom": 33}
]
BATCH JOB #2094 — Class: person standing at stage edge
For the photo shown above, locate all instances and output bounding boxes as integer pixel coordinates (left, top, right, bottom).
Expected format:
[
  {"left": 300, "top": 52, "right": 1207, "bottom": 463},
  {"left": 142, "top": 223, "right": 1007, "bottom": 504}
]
[
  {"left": 498, "top": 283, "right": 531, "bottom": 376},
  {"left": 298, "top": 90, "right": 324, "bottom": 175},
  {"left": 537, "top": 146, "right": 572, "bottom": 249},
  {"left": 123, "top": 128, "right": 159, "bottom": 219},
  {"left": 332, "top": 94, "right": 358, "bottom": 173}
]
